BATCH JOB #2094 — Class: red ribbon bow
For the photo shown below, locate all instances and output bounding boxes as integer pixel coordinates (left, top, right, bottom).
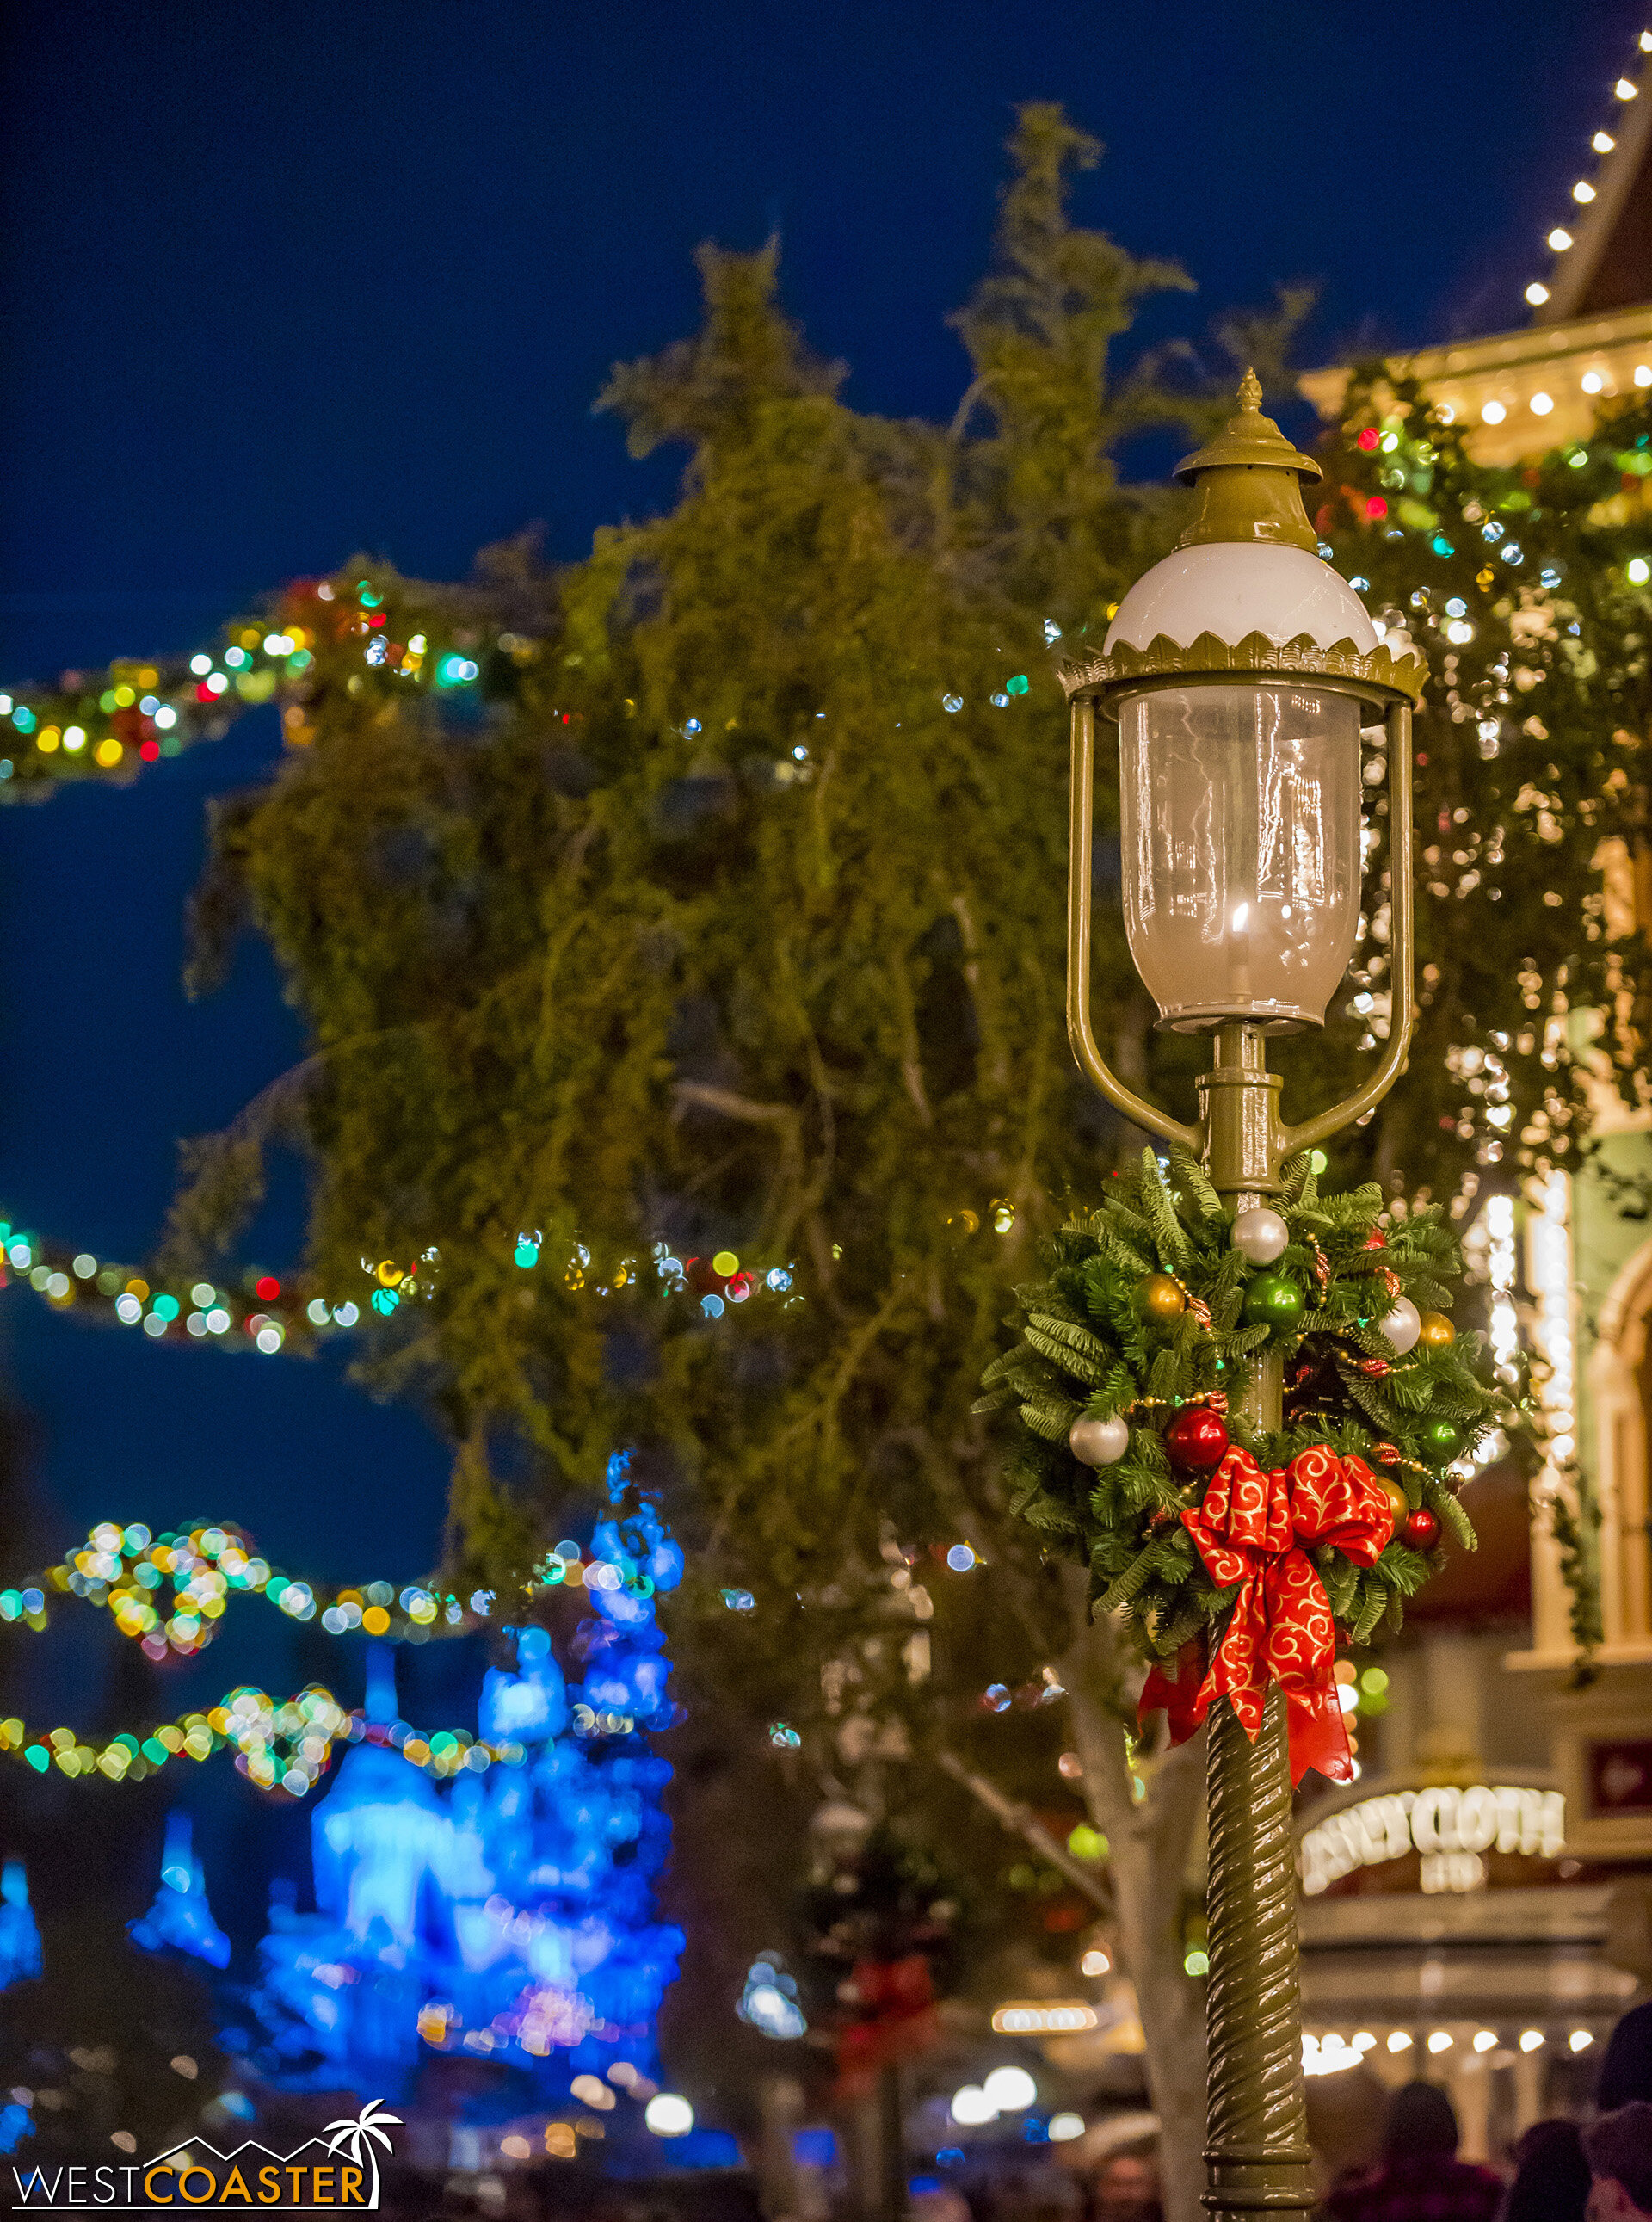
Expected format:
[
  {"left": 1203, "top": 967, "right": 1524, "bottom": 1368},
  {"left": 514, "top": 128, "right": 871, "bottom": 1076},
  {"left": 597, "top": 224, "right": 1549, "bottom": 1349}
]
[{"left": 1140, "top": 1444, "right": 1395, "bottom": 1786}]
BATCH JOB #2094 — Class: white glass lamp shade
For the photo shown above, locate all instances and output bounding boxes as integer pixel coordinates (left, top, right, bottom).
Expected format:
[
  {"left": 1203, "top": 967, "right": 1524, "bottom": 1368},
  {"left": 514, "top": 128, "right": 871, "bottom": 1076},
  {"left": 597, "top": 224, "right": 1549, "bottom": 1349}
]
[
  {"left": 1104, "top": 544, "right": 1379, "bottom": 664},
  {"left": 1117, "top": 681, "right": 1363, "bottom": 1031}
]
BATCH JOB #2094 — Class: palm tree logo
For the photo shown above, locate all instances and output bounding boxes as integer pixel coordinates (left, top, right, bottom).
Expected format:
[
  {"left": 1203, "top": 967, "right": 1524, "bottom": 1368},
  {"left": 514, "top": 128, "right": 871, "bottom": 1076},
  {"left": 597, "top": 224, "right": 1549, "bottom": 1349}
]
[{"left": 324, "top": 2099, "right": 401, "bottom": 2194}]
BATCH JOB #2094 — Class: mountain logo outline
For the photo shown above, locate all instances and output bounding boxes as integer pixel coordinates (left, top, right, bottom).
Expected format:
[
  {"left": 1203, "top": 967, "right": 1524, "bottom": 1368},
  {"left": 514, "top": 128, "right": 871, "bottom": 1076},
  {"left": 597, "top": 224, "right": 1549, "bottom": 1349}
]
[{"left": 9, "top": 2102, "right": 401, "bottom": 2209}]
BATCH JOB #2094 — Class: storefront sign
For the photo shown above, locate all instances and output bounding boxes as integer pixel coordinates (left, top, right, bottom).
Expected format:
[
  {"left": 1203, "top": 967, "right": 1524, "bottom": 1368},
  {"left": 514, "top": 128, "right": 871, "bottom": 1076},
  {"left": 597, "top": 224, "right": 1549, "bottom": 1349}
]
[{"left": 1298, "top": 1784, "right": 1564, "bottom": 1898}]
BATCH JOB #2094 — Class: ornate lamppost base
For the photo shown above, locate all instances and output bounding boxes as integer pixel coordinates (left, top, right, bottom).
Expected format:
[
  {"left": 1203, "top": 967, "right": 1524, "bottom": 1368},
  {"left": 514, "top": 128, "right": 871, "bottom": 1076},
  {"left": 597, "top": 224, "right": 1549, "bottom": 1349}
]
[{"left": 1203, "top": 1687, "right": 1314, "bottom": 2219}]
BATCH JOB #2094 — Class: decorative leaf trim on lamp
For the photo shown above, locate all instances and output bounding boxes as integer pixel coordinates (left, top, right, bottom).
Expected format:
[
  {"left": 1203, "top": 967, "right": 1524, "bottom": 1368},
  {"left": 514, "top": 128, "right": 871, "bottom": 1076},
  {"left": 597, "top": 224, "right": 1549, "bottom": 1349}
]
[{"left": 1057, "top": 628, "right": 1427, "bottom": 704}]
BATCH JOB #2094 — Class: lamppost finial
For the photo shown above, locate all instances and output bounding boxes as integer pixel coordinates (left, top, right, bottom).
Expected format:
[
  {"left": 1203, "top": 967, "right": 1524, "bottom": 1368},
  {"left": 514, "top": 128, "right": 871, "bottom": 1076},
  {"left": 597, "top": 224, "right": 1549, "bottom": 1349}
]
[{"left": 1171, "top": 372, "right": 1325, "bottom": 552}]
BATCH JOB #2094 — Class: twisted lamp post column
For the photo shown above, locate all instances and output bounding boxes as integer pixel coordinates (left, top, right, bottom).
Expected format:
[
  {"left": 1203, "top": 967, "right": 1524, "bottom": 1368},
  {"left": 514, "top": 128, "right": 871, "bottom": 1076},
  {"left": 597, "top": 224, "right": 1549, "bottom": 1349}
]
[{"left": 1060, "top": 373, "right": 1422, "bottom": 2218}]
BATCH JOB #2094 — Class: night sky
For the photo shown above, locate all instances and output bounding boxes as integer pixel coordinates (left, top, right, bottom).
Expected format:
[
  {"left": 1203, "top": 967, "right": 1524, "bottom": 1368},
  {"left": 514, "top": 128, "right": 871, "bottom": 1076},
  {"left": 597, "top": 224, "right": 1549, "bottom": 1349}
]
[{"left": 0, "top": 0, "right": 1641, "bottom": 1927}]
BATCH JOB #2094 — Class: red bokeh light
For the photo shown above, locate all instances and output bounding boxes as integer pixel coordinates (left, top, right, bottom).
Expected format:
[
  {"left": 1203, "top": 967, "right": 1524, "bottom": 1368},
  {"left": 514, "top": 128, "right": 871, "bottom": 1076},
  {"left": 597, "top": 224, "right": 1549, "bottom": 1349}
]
[
  {"left": 1365, "top": 495, "right": 1388, "bottom": 521},
  {"left": 1356, "top": 427, "right": 1380, "bottom": 452},
  {"left": 255, "top": 1275, "right": 280, "bottom": 1300}
]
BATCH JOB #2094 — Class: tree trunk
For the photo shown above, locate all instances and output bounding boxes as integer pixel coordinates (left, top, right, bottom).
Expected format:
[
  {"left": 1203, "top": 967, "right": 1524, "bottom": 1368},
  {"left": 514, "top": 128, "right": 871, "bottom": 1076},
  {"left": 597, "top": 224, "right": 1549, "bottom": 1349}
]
[
  {"left": 755, "top": 2075, "right": 806, "bottom": 2219},
  {"left": 1061, "top": 1570, "right": 1208, "bottom": 2222},
  {"left": 877, "top": 2063, "right": 908, "bottom": 2222}
]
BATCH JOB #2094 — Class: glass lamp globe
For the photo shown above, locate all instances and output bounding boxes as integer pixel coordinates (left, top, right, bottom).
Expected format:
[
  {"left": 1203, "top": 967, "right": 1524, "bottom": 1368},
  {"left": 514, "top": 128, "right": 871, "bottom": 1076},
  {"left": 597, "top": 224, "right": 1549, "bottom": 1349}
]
[{"left": 1096, "top": 379, "right": 1384, "bottom": 1033}]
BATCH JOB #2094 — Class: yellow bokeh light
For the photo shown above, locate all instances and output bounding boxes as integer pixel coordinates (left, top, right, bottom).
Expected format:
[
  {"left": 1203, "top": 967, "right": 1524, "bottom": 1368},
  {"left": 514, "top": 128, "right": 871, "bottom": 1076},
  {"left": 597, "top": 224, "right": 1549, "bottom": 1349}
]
[
  {"left": 712, "top": 1250, "right": 739, "bottom": 1275},
  {"left": 36, "top": 727, "right": 59, "bottom": 754},
  {"left": 96, "top": 739, "right": 123, "bottom": 768},
  {"left": 362, "top": 1606, "right": 390, "bottom": 1635}
]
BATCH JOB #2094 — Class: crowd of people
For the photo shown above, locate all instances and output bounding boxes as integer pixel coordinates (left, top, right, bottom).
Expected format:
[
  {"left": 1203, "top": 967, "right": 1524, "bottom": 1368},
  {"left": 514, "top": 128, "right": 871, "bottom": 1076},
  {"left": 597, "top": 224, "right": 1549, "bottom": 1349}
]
[
  {"left": 1321, "top": 1998, "right": 1651, "bottom": 2222},
  {"left": 910, "top": 1997, "right": 1652, "bottom": 2222}
]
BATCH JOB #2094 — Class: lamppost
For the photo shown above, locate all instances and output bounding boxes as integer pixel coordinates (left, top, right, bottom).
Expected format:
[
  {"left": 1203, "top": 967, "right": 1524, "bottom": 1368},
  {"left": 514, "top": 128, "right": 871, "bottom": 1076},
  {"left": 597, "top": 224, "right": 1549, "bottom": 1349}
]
[{"left": 1059, "top": 372, "right": 1423, "bottom": 2220}]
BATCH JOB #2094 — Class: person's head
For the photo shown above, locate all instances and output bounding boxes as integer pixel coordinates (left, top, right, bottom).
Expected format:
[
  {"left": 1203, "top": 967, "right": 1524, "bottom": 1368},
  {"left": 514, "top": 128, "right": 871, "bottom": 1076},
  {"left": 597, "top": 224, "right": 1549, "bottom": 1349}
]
[
  {"left": 1584, "top": 2104, "right": 1652, "bottom": 2222},
  {"left": 1505, "top": 2119, "right": 1590, "bottom": 2222},
  {"left": 1380, "top": 2080, "right": 1459, "bottom": 2163},
  {"left": 1599, "top": 2001, "right": 1652, "bottom": 2112},
  {"left": 1092, "top": 2154, "right": 1160, "bottom": 2222}
]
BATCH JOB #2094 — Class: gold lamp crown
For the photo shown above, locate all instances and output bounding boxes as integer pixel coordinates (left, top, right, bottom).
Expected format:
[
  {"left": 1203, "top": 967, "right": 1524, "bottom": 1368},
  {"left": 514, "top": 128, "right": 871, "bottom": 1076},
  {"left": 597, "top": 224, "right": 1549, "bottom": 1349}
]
[{"left": 1173, "top": 369, "right": 1323, "bottom": 553}]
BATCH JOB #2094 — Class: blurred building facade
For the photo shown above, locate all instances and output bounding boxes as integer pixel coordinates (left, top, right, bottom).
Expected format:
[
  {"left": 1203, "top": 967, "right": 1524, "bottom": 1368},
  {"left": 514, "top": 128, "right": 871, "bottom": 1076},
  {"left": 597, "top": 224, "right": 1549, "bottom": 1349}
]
[{"left": 1291, "top": 26, "right": 1652, "bottom": 2168}]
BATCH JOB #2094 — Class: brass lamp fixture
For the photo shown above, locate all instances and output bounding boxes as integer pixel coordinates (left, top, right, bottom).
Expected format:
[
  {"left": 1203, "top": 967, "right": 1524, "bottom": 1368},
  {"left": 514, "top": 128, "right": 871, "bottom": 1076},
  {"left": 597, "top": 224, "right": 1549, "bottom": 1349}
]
[{"left": 1057, "top": 372, "right": 1424, "bottom": 2221}]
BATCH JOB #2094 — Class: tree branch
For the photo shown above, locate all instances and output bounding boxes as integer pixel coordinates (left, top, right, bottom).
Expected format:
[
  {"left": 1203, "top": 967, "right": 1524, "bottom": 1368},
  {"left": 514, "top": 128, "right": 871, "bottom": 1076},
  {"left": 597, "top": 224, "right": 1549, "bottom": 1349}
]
[{"left": 936, "top": 1749, "right": 1112, "bottom": 1912}]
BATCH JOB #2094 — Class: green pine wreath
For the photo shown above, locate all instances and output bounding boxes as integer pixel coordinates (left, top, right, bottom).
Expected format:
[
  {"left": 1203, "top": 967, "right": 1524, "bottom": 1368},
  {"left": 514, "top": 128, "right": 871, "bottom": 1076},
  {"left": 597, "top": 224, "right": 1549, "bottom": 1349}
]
[{"left": 976, "top": 1150, "right": 1508, "bottom": 1661}]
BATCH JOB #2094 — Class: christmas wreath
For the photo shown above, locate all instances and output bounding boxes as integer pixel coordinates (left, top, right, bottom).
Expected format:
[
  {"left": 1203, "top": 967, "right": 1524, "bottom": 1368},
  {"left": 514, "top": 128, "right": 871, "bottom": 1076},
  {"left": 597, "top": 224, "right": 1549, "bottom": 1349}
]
[{"left": 975, "top": 1150, "right": 1508, "bottom": 1781}]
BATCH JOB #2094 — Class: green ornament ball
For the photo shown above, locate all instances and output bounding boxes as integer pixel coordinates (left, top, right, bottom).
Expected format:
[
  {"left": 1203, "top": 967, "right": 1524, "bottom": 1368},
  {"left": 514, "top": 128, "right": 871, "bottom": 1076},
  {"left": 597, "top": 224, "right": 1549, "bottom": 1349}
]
[
  {"left": 1242, "top": 1274, "right": 1304, "bottom": 1333},
  {"left": 1421, "top": 1418, "right": 1462, "bottom": 1463}
]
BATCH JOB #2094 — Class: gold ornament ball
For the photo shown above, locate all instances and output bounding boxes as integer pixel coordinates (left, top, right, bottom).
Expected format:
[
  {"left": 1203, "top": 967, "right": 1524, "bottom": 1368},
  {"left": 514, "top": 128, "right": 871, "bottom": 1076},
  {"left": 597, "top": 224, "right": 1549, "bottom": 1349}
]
[
  {"left": 1417, "top": 1310, "right": 1456, "bottom": 1352},
  {"left": 1140, "top": 1272, "right": 1187, "bottom": 1324},
  {"left": 1375, "top": 1475, "right": 1409, "bottom": 1527}
]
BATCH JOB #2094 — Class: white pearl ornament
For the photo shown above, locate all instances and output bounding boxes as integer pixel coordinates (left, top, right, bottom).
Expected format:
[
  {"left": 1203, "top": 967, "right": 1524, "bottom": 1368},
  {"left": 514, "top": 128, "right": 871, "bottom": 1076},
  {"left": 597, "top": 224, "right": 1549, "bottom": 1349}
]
[
  {"left": 1380, "top": 1296, "right": 1421, "bottom": 1355},
  {"left": 1069, "top": 1414, "right": 1130, "bottom": 1467},
  {"left": 1230, "top": 1207, "right": 1289, "bottom": 1266}
]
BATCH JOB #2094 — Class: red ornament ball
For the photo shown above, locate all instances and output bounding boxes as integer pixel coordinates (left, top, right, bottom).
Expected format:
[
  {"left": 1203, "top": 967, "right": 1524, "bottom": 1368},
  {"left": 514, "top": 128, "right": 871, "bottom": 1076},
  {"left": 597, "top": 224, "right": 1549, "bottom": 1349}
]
[
  {"left": 1400, "top": 1505, "right": 1441, "bottom": 1552},
  {"left": 1164, "top": 1405, "right": 1229, "bottom": 1474}
]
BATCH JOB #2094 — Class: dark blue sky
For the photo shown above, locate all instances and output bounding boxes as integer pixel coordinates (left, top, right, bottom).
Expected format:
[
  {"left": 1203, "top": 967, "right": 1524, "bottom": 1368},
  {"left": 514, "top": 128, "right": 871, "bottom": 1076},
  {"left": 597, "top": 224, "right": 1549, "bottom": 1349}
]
[{"left": 0, "top": 0, "right": 1641, "bottom": 1901}]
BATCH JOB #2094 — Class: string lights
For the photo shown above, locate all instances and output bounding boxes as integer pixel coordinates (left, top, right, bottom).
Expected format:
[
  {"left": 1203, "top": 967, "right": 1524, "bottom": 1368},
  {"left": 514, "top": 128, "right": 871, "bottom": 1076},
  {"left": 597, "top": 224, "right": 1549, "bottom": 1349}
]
[
  {"left": 1524, "top": 29, "right": 1651, "bottom": 310},
  {"left": 0, "top": 1215, "right": 800, "bottom": 1352},
  {"left": 0, "top": 578, "right": 475, "bottom": 794},
  {"left": 0, "top": 1500, "right": 679, "bottom": 1796},
  {"left": 1527, "top": 1170, "right": 1577, "bottom": 1477},
  {"left": 3, "top": 1514, "right": 677, "bottom": 1663},
  {"left": 0, "top": 1681, "right": 535, "bottom": 1800}
]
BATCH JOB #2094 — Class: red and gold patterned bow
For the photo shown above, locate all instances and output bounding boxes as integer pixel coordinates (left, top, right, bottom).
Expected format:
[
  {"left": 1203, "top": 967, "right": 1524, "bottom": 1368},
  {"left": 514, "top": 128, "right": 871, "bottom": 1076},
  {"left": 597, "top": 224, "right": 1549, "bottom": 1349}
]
[{"left": 1140, "top": 1444, "right": 1395, "bottom": 1786}]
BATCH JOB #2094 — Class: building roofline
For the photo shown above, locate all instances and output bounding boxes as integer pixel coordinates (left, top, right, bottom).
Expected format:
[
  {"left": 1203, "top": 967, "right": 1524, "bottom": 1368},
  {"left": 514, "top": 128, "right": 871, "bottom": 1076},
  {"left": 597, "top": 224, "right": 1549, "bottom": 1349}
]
[{"left": 1537, "top": 42, "right": 1652, "bottom": 324}]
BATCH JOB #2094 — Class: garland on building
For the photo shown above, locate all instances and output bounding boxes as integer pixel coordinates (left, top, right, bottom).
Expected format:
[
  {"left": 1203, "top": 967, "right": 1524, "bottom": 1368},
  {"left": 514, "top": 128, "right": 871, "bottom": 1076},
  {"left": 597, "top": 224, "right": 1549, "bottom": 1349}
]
[{"left": 977, "top": 1151, "right": 1508, "bottom": 1779}]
